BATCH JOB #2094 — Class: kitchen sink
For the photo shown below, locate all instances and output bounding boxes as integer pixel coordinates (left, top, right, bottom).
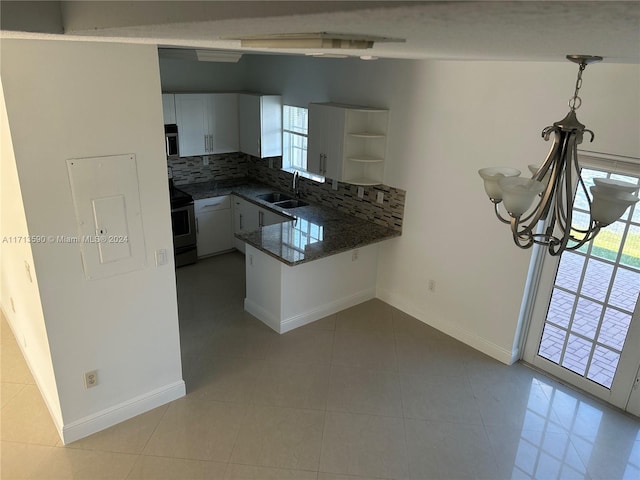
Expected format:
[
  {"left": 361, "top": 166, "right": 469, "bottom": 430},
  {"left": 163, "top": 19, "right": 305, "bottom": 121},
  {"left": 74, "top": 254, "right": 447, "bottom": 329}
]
[
  {"left": 274, "top": 199, "right": 309, "bottom": 209},
  {"left": 257, "top": 192, "right": 292, "bottom": 203}
]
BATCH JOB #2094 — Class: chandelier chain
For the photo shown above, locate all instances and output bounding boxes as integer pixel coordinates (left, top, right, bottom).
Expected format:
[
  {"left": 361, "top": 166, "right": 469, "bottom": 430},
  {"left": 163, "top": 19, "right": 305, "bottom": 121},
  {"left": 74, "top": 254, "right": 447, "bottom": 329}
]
[{"left": 569, "top": 63, "right": 586, "bottom": 111}]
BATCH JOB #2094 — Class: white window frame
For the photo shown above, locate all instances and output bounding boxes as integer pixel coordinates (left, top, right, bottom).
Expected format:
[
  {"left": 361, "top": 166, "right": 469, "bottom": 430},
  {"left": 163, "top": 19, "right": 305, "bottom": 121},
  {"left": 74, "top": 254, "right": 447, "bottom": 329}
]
[{"left": 282, "top": 105, "right": 324, "bottom": 182}]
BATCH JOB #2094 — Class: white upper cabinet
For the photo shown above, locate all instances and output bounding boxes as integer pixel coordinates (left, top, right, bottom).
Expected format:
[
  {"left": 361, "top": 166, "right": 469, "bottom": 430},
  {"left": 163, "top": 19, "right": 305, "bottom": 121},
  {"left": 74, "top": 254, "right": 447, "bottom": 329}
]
[
  {"left": 238, "top": 94, "right": 282, "bottom": 158},
  {"left": 308, "top": 103, "right": 389, "bottom": 185},
  {"left": 208, "top": 93, "right": 239, "bottom": 154},
  {"left": 162, "top": 94, "right": 176, "bottom": 124},
  {"left": 175, "top": 93, "right": 239, "bottom": 157},
  {"left": 307, "top": 103, "right": 345, "bottom": 180}
]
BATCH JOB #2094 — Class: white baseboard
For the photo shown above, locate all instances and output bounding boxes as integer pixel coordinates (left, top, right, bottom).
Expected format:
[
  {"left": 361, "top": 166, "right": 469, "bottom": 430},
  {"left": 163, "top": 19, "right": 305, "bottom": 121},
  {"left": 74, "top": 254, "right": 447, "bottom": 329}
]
[
  {"left": 280, "top": 288, "right": 375, "bottom": 333},
  {"left": 245, "top": 288, "right": 375, "bottom": 334},
  {"left": 61, "top": 381, "right": 185, "bottom": 445},
  {"left": 244, "top": 298, "right": 281, "bottom": 333},
  {"left": 377, "top": 289, "right": 517, "bottom": 365}
]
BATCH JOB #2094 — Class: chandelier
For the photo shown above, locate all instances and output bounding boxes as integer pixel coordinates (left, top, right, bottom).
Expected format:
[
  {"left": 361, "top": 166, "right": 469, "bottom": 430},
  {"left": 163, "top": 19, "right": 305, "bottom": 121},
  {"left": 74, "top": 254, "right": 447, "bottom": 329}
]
[{"left": 479, "top": 55, "right": 639, "bottom": 256}]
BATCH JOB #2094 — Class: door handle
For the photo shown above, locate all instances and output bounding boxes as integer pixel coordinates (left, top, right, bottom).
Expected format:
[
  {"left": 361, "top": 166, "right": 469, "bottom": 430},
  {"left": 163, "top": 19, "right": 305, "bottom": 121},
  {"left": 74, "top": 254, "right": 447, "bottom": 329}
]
[
  {"left": 239, "top": 213, "right": 243, "bottom": 230},
  {"left": 259, "top": 211, "right": 264, "bottom": 227},
  {"left": 195, "top": 218, "right": 199, "bottom": 234}
]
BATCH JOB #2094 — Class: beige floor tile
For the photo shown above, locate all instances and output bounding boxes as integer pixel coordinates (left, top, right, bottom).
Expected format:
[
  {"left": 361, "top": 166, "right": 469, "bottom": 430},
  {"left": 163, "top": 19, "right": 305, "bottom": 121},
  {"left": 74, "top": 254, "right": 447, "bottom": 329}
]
[
  {"left": 395, "top": 335, "right": 471, "bottom": 377},
  {"left": 266, "top": 328, "right": 334, "bottom": 365},
  {"left": 404, "top": 418, "right": 499, "bottom": 480},
  {"left": 208, "top": 324, "right": 275, "bottom": 359},
  {"left": 326, "top": 366, "right": 402, "bottom": 417},
  {"left": 127, "top": 454, "right": 227, "bottom": 479},
  {"left": 185, "top": 353, "right": 261, "bottom": 402},
  {"left": 335, "top": 299, "right": 394, "bottom": 335},
  {"left": 31, "top": 446, "right": 138, "bottom": 479},
  {"left": 331, "top": 331, "right": 397, "bottom": 372},
  {"left": 224, "top": 463, "right": 318, "bottom": 479},
  {"left": 485, "top": 426, "right": 589, "bottom": 480},
  {"left": 65, "top": 404, "right": 168, "bottom": 454},
  {"left": 231, "top": 404, "right": 325, "bottom": 471},
  {"left": 400, "top": 373, "right": 483, "bottom": 424},
  {"left": 0, "top": 441, "right": 54, "bottom": 479},
  {"left": 143, "top": 397, "right": 247, "bottom": 462},
  {"left": 319, "top": 411, "right": 409, "bottom": 479},
  {"left": 300, "top": 314, "right": 337, "bottom": 332},
  {"left": 1, "top": 384, "right": 60, "bottom": 446},
  {"left": 252, "top": 361, "right": 330, "bottom": 410},
  {"left": 1, "top": 382, "right": 25, "bottom": 409},
  {"left": 1, "top": 342, "right": 36, "bottom": 385},
  {"left": 391, "top": 308, "right": 452, "bottom": 342}
]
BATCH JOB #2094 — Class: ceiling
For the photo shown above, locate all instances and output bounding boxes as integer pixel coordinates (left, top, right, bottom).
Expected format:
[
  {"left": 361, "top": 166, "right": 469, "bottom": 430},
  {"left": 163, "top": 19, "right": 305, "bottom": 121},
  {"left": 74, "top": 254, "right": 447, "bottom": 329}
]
[{"left": 2, "top": 1, "right": 639, "bottom": 63}]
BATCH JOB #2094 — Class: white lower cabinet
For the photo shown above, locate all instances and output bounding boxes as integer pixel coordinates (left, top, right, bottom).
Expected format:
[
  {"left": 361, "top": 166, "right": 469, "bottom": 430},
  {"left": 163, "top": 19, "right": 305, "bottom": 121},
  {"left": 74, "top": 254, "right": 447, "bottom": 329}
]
[
  {"left": 232, "top": 195, "right": 291, "bottom": 253},
  {"left": 195, "top": 196, "right": 233, "bottom": 257}
]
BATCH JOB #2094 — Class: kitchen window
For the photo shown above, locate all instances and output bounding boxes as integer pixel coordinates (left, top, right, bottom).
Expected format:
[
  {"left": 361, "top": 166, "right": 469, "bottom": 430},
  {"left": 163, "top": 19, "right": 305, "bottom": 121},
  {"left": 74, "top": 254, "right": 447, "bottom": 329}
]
[{"left": 282, "top": 106, "right": 324, "bottom": 182}]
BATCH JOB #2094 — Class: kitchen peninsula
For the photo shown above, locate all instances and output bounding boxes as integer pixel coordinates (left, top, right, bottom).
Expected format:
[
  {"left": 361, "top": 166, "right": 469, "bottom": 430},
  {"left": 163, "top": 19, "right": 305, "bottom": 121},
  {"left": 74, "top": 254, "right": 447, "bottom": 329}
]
[{"left": 179, "top": 178, "right": 401, "bottom": 333}]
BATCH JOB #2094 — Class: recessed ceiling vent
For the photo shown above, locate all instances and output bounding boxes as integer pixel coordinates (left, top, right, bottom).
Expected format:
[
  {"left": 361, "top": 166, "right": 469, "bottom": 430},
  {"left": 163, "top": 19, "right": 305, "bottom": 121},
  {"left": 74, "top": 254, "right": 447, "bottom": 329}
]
[{"left": 233, "top": 32, "right": 405, "bottom": 50}]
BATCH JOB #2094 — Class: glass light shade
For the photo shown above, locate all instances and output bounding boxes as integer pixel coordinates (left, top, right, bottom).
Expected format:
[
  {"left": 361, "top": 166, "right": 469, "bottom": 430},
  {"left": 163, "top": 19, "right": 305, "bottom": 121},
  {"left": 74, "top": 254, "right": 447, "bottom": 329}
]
[
  {"left": 590, "top": 186, "right": 639, "bottom": 226},
  {"left": 478, "top": 167, "right": 521, "bottom": 201},
  {"left": 498, "top": 176, "right": 545, "bottom": 216},
  {"left": 592, "top": 178, "right": 639, "bottom": 195},
  {"left": 528, "top": 164, "right": 552, "bottom": 186}
]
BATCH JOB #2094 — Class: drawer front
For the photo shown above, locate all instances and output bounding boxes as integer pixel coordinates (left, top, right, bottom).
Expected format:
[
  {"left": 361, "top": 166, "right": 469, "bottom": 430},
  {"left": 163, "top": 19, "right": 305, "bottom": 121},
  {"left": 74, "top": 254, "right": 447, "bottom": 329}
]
[{"left": 195, "top": 195, "right": 230, "bottom": 212}]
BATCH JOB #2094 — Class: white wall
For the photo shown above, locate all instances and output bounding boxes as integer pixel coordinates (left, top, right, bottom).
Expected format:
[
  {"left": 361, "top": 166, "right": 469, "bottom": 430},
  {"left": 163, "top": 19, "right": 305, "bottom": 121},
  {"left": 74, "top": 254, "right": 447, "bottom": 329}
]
[
  {"left": 1, "top": 39, "right": 185, "bottom": 442},
  {"left": 240, "top": 55, "right": 640, "bottom": 362},
  {"left": 0, "top": 78, "right": 62, "bottom": 426},
  {"left": 159, "top": 57, "right": 248, "bottom": 93}
]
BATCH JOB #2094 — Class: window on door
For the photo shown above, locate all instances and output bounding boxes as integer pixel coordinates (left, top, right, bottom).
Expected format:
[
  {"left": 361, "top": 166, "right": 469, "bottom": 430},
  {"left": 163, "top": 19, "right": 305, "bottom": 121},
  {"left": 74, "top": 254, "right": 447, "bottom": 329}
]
[{"left": 537, "top": 167, "right": 640, "bottom": 389}]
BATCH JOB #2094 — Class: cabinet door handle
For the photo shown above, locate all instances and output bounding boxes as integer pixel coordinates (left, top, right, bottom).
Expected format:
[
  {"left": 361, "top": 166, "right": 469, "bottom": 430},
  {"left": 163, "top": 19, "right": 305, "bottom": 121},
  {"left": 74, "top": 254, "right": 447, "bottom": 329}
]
[
  {"left": 195, "top": 218, "right": 199, "bottom": 234},
  {"left": 259, "top": 211, "right": 264, "bottom": 227},
  {"left": 239, "top": 213, "right": 243, "bottom": 230}
]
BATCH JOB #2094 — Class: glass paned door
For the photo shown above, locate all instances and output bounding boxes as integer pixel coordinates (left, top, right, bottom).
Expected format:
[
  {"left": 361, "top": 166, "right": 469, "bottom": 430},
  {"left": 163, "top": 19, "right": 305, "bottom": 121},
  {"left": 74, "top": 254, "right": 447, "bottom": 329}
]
[{"left": 524, "top": 160, "right": 640, "bottom": 411}]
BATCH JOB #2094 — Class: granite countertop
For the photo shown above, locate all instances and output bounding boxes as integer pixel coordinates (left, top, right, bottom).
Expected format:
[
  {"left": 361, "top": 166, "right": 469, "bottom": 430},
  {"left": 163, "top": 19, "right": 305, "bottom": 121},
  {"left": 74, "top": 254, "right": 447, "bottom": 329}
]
[{"left": 179, "top": 178, "right": 401, "bottom": 266}]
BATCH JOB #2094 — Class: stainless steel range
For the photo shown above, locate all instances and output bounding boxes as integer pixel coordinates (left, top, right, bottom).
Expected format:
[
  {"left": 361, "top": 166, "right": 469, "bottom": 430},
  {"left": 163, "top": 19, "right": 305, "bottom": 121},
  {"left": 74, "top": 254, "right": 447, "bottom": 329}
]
[{"left": 170, "top": 181, "right": 197, "bottom": 267}]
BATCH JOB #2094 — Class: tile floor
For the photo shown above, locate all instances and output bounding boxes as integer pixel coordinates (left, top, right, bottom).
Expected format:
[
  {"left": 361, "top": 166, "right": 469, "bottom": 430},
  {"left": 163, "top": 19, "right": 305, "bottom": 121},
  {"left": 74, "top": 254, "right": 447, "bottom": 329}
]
[{"left": 2, "top": 251, "right": 639, "bottom": 479}]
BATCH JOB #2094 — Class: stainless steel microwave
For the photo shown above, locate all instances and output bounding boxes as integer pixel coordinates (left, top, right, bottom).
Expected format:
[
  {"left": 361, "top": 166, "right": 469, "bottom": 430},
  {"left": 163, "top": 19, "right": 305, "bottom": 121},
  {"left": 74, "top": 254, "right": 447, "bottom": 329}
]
[{"left": 164, "top": 124, "right": 179, "bottom": 159}]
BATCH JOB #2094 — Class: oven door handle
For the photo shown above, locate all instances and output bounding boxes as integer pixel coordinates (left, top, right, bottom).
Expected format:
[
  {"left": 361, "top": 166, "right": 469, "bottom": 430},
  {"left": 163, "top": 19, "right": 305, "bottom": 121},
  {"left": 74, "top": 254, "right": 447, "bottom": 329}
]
[{"left": 195, "top": 217, "right": 199, "bottom": 234}]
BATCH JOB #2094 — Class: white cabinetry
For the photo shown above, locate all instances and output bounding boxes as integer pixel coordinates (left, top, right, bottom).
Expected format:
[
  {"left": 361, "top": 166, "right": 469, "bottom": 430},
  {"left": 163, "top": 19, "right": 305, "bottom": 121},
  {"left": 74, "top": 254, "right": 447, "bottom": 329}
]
[
  {"left": 195, "top": 196, "right": 233, "bottom": 257},
  {"left": 308, "top": 103, "right": 388, "bottom": 185},
  {"left": 175, "top": 93, "right": 239, "bottom": 157},
  {"left": 232, "top": 196, "right": 291, "bottom": 253},
  {"left": 162, "top": 94, "right": 176, "bottom": 124},
  {"left": 238, "top": 94, "right": 282, "bottom": 158},
  {"left": 307, "top": 103, "right": 345, "bottom": 180}
]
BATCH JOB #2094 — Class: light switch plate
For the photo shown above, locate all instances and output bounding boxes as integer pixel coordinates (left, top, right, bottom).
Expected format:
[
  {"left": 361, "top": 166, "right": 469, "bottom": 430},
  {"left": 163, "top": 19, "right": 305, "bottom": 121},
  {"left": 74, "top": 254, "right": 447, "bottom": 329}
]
[
  {"left": 203, "top": 156, "right": 209, "bottom": 166},
  {"left": 376, "top": 192, "right": 384, "bottom": 204},
  {"left": 357, "top": 186, "right": 365, "bottom": 199}
]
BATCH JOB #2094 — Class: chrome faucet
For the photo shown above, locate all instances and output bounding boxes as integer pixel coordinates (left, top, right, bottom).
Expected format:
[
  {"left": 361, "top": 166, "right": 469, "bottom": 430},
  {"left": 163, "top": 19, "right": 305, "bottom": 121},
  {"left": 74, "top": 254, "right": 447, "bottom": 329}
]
[{"left": 292, "top": 171, "right": 300, "bottom": 197}]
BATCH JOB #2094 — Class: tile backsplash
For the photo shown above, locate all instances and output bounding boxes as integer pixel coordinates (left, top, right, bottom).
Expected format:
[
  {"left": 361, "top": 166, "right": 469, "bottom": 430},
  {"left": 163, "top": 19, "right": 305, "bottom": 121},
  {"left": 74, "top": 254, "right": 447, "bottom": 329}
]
[
  {"left": 168, "top": 153, "right": 405, "bottom": 231},
  {"left": 168, "top": 153, "right": 249, "bottom": 184}
]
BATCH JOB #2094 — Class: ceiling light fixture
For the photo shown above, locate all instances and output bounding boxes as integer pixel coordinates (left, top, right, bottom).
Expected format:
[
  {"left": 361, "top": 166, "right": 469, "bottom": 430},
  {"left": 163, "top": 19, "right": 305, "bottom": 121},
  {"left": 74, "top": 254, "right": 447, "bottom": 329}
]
[
  {"left": 235, "top": 32, "right": 404, "bottom": 50},
  {"left": 479, "top": 55, "right": 639, "bottom": 256}
]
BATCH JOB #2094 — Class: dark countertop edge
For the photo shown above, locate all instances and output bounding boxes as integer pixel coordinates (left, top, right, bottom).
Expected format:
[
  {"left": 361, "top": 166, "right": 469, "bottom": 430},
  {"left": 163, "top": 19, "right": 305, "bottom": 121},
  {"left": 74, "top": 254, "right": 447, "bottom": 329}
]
[
  {"left": 180, "top": 180, "right": 402, "bottom": 265},
  {"left": 238, "top": 229, "right": 401, "bottom": 266}
]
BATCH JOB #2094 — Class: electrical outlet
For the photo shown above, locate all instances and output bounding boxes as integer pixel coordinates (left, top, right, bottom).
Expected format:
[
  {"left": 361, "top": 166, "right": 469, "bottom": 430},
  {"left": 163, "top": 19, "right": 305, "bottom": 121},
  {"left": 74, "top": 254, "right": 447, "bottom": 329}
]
[
  {"left": 376, "top": 191, "right": 384, "bottom": 204},
  {"left": 84, "top": 370, "right": 98, "bottom": 389},
  {"left": 357, "top": 186, "right": 364, "bottom": 199},
  {"left": 428, "top": 279, "right": 436, "bottom": 293},
  {"left": 203, "top": 156, "right": 209, "bottom": 166},
  {"left": 352, "top": 249, "right": 359, "bottom": 261},
  {"left": 332, "top": 179, "right": 338, "bottom": 191}
]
